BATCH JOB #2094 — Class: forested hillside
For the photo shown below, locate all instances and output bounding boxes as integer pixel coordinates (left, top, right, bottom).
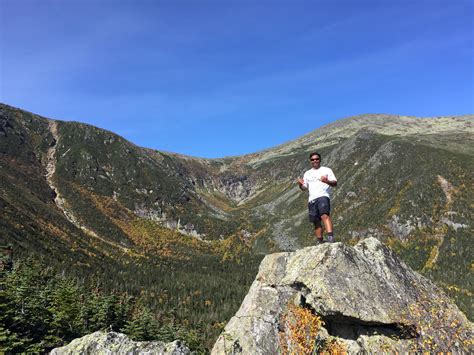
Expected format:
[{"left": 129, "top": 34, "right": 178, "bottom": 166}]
[
  {"left": 1, "top": 239, "right": 262, "bottom": 352},
  {"left": 1, "top": 103, "right": 472, "bottom": 352}
]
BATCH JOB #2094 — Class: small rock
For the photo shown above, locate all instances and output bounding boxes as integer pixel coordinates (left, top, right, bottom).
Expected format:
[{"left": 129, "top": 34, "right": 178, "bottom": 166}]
[{"left": 50, "top": 331, "right": 191, "bottom": 355}]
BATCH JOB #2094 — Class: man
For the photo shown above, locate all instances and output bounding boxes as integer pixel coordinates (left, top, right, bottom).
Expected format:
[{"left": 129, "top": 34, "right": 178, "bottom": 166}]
[{"left": 297, "top": 152, "right": 337, "bottom": 243}]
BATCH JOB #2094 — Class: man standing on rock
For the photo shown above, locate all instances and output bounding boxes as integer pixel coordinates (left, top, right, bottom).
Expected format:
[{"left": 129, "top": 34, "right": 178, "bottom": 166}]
[{"left": 297, "top": 152, "right": 337, "bottom": 243}]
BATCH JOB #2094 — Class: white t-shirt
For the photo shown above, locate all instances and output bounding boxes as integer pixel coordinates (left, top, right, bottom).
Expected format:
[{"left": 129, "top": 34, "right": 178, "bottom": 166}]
[{"left": 302, "top": 166, "right": 337, "bottom": 202}]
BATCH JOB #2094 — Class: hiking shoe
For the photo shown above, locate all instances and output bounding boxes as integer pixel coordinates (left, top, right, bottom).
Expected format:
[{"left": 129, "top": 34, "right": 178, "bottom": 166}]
[
  {"left": 316, "top": 238, "right": 325, "bottom": 244},
  {"left": 327, "top": 235, "right": 335, "bottom": 243}
]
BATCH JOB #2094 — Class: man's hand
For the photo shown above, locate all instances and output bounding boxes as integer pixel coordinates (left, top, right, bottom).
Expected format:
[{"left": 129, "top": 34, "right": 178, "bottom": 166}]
[
  {"left": 320, "top": 175, "right": 337, "bottom": 187},
  {"left": 297, "top": 178, "right": 306, "bottom": 190}
]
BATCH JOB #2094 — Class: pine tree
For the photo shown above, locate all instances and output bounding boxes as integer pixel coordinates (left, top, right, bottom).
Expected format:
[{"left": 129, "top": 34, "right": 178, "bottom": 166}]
[
  {"left": 121, "top": 299, "right": 158, "bottom": 341},
  {"left": 48, "top": 278, "right": 81, "bottom": 339}
]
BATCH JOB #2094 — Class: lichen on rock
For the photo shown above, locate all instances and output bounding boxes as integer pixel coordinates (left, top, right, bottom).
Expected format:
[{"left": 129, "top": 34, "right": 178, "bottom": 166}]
[{"left": 50, "top": 331, "right": 190, "bottom": 355}]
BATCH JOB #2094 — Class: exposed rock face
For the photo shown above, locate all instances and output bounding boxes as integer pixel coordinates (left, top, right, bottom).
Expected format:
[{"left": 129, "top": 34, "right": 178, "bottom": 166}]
[
  {"left": 212, "top": 238, "right": 473, "bottom": 354},
  {"left": 50, "top": 331, "right": 190, "bottom": 355}
]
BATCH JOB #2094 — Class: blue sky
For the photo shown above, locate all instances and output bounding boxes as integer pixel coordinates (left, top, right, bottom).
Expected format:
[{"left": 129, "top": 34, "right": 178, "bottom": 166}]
[{"left": 1, "top": 0, "right": 473, "bottom": 158}]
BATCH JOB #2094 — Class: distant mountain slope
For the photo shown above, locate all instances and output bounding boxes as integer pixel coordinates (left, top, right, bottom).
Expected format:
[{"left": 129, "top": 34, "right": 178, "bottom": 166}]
[{"left": 1, "top": 103, "right": 472, "bottom": 318}]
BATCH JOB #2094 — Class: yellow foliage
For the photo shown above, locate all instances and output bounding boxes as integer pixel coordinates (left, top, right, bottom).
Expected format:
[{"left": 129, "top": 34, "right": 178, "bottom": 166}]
[
  {"left": 319, "top": 339, "right": 347, "bottom": 355},
  {"left": 72, "top": 184, "right": 261, "bottom": 265},
  {"left": 278, "top": 303, "right": 347, "bottom": 355},
  {"left": 422, "top": 244, "right": 440, "bottom": 270},
  {"left": 279, "top": 303, "right": 323, "bottom": 355},
  {"left": 387, "top": 180, "right": 413, "bottom": 217}
]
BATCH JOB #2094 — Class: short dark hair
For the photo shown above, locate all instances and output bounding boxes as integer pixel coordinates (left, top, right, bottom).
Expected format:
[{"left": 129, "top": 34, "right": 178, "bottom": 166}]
[{"left": 309, "top": 152, "right": 321, "bottom": 160}]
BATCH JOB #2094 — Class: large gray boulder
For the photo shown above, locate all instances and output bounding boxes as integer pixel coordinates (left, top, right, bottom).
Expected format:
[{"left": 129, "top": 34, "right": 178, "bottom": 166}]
[
  {"left": 50, "top": 331, "right": 190, "bottom": 355},
  {"left": 212, "top": 238, "right": 473, "bottom": 354}
]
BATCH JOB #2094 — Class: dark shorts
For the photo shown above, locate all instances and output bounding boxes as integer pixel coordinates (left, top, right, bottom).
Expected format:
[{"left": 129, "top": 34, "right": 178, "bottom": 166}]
[{"left": 308, "top": 196, "right": 331, "bottom": 223}]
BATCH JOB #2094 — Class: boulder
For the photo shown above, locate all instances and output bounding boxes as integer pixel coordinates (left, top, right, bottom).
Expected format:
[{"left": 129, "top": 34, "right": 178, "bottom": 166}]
[
  {"left": 50, "top": 331, "right": 190, "bottom": 355},
  {"left": 212, "top": 238, "right": 473, "bottom": 354}
]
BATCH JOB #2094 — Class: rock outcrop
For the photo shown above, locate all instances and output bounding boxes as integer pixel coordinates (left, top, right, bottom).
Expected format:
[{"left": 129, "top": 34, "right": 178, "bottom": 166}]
[
  {"left": 212, "top": 238, "right": 473, "bottom": 354},
  {"left": 50, "top": 331, "right": 190, "bottom": 355}
]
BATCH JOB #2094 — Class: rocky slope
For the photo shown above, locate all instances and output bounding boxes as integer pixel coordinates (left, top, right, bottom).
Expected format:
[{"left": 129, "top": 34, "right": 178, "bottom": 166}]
[
  {"left": 0, "top": 103, "right": 472, "bottom": 317},
  {"left": 212, "top": 238, "right": 473, "bottom": 354}
]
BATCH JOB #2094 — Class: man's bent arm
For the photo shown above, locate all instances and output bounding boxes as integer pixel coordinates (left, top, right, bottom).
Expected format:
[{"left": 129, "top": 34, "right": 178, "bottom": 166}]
[
  {"left": 320, "top": 176, "right": 337, "bottom": 187},
  {"left": 297, "top": 178, "right": 307, "bottom": 190}
]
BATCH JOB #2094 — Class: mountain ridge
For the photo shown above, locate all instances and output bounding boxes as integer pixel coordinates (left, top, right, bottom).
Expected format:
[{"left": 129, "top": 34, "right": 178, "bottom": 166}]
[
  {"left": 2, "top": 103, "right": 472, "bottom": 160},
  {"left": 1, "top": 102, "right": 472, "bottom": 321}
]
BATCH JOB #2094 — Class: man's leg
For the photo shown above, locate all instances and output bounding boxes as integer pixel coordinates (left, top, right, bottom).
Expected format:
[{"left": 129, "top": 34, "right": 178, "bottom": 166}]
[
  {"left": 316, "top": 197, "right": 334, "bottom": 242},
  {"left": 320, "top": 214, "right": 334, "bottom": 242},
  {"left": 313, "top": 221, "right": 324, "bottom": 243}
]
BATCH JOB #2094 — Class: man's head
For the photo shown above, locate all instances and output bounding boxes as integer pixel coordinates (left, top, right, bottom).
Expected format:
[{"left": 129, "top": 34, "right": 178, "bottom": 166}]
[{"left": 309, "top": 152, "right": 321, "bottom": 168}]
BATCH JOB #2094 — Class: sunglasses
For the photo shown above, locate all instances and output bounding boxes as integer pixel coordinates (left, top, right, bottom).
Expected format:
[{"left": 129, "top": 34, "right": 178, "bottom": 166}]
[{"left": 310, "top": 158, "right": 320, "bottom": 161}]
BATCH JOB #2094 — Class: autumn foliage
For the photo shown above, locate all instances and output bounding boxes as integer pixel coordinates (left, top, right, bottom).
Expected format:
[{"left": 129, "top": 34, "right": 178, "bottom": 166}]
[{"left": 279, "top": 303, "right": 346, "bottom": 355}]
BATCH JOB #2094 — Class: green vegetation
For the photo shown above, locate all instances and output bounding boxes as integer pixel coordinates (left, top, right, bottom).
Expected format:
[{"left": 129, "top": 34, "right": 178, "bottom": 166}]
[
  {"left": 1, "top": 103, "right": 472, "bottom": 353},
  {"left": 1, "top": 251, "right": 262, "bottom": 353}
]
